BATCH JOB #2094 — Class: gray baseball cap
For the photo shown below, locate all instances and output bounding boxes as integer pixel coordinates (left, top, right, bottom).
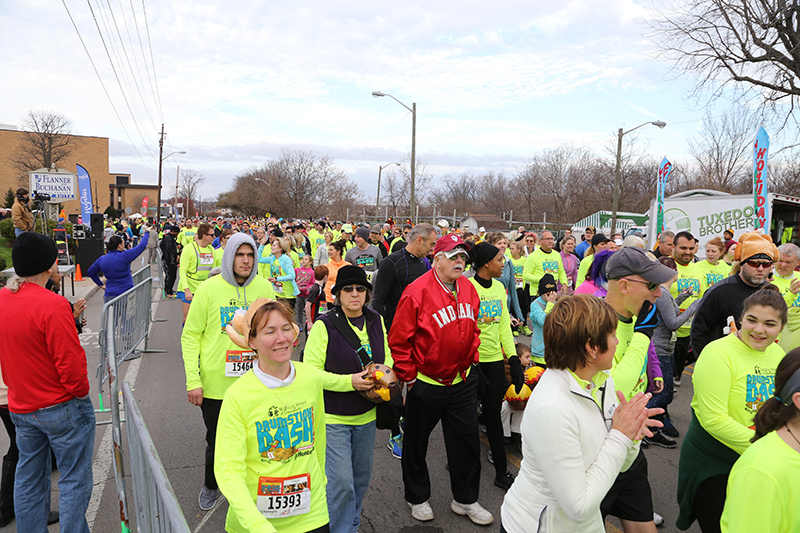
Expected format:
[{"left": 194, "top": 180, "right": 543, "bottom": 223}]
[{"left": 604, "top": 247, "right": 676, "bottom": 284}]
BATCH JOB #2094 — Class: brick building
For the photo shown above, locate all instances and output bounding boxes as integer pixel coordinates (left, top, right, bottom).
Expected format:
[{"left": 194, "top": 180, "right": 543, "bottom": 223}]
[{"left": 0, "top": 124, "right": 157, "bottom": 218}]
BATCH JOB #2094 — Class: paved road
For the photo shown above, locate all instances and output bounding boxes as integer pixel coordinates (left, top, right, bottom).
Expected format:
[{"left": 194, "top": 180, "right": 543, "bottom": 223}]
[{"left": 0, "top": 275, "right": 701, "bottom": 532}]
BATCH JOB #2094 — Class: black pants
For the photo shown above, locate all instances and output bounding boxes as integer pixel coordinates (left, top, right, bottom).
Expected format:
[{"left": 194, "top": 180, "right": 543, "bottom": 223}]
[
  {"left": 200, "top": 398, "right": 223, "bottom": 490},
  {"left": 693, "top": 474, "right": 728, "bottom": 533},
  {"left": 402, "top": 369, "right": 480, "bottom": 505},
  {"left": 0, "top": 407, "right": 17, "bottom": 519},
  {"left": 478, "top": 361, "right": 507, "bottom": 476},
  {"left": 673, "top": 335, "right": 692, "bottom": 378},
  {"left": 163, "top": 261, "right": 178, "bottom": 295},
  {"left": 517, "top": 286, "right": 531, "bottom": 322}
]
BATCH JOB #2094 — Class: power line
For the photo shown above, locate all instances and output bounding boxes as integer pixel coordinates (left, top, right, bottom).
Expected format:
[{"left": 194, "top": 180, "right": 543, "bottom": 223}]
[
  {"left": 62, "top": 0, "right": 154, "bottom": 174},
  {"left": 129, "top": 0, "right": 162, "bottom": 122},
  {"left": 343, "top": 111, "right": 412, "bottom": 170},
  {"left": 140, "top": 0, "right": 163, "bottom": 119}
]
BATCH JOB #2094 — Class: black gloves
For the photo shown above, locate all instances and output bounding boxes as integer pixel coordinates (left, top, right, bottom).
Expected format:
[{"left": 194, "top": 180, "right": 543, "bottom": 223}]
[
  {"left": 509, "top": 356, "right": 525, "bottom": 394},
  {"left": 634, "top": 300, "right": 660, "bottom": 339}
]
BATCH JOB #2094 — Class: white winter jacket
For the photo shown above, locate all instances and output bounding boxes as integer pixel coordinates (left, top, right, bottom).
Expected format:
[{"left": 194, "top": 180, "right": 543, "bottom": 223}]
[{"left": 501, "top": 368, "right": 638, "bottom": 532}]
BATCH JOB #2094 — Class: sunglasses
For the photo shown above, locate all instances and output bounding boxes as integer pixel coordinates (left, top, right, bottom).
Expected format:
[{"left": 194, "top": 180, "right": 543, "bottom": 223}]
[
  {"left": 745, "top": 260, "right": 773, "bottom": 269},
  {"left": 622, "top": 278, "right": 660, "bottom": 291},
  {"left": 341, "top": 285, "right": 367, "bottom": 293},
  {"left": 444, "top": 252, "right": 468, "bottom": 262}
]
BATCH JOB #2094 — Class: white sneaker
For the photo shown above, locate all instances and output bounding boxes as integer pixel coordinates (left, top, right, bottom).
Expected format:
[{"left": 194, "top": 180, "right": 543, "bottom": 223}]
[
  {"left": 451, "top": 500, "right": 494, "bottom": 525},
  {"left": 408, "top": 501, "right": 434, "bottom": 521},
  {"left": 654, "top": 512, "right": 664, "bottom": 526}
]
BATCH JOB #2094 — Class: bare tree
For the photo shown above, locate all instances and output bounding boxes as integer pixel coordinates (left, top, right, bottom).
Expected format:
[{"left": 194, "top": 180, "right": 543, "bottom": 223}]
[
  {"left": 771, "top": 150, "right": 800, "bottom": 196},
  {"left": 649, "top": 0, "right": 800, "bottom": 126},
  {"left": 380, "top": 155, "right": 434, "bottom": 217},
  {"left": 432, "top": 172, "right": 479, "bottom": 214},
  {"left": 12, "top": 110, "right": 75, "bottom": 178},
  {"left": 685, "top": 109, "right": 758, "bottom": 193},
  {"left": 179, "top": 169, "right": 205, "bottom": 215}
]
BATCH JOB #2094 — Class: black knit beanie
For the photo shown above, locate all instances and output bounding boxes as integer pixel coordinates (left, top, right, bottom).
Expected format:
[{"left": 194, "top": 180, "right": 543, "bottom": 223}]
[
  {"left": 472, "top": 242, "right": 501, "bottom": 270},
  {"left": 13, "top": 232, "right": 58, "bottom": 277}
]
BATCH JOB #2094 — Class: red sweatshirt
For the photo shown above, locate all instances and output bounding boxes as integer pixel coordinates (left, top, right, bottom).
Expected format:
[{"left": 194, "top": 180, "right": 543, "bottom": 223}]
[
  {"left": 388, "top": 268, "right": 481, "bottom": 385},
  {"left": 0, "top": 283, "right": 89, "bottom": 413}
]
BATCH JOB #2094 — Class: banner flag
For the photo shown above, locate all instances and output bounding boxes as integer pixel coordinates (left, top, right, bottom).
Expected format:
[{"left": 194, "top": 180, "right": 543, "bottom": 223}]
[
  {"left": 141, "top": 196, "right": 149, "bottom": 214},
  {"left": 75, "top": 164, "right": 94, "bottom": 230},
  {"left": 753, "top": 127, "right": 770, "bottom": 231},
  {"left": 656, "top": 157, "right": 673, "bottom": 235}
]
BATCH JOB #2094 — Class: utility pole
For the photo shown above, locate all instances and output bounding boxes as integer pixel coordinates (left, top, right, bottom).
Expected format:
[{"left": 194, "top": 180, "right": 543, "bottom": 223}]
[
  {"left": 174, "top": 165, "right": 180, "bottom": 220},
  {"left": 156, "top": 124, "right": 164, "bottom": 221}
]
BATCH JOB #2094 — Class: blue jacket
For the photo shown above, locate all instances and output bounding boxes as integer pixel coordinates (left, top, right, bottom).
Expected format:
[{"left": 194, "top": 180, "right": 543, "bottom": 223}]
[
  {"left": 500, "top": 259, "right": 523, "bottom": 320},
  {"left": 87, "top": 232, "right": 149, "bottom": 299}
]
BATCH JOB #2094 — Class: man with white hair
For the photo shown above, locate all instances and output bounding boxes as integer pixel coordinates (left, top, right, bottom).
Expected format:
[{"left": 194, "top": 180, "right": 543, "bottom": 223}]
[
  {"left": 390, "top": 233, "right": 493, "bottom": 526},
  {"left": 772, "top": 242, "right": 800, "bottom": 307},
  {"left": 437, "top": 219, "right": 450, "bottom": 236}
]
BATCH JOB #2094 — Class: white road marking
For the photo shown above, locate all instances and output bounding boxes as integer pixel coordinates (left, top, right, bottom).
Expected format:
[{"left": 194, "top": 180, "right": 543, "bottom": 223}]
[{"left": 86, "top": 294, "right": 158, "bottom": 530}]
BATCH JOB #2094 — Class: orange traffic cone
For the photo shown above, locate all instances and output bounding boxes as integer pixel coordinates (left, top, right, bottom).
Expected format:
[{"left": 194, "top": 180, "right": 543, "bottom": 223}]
[{"left": 75, "top": 264, "right": 84, "bottom": 281}]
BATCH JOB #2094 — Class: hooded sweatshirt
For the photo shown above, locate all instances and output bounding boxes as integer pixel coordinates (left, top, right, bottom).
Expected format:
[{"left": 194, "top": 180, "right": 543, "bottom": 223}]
[{"left": 181, "top": 233, "right": 275, "bottom": 399}]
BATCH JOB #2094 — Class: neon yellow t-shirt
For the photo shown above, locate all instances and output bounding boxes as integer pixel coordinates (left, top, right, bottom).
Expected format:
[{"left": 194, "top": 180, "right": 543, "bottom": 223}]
[
  {"left": 178, "top": 241, "right": 216, "bottom": 293},
  {"left": 215, "top": 364, "right": 353, "bottom": 533},
  {"left": 181, "top": 275, "right": 275, "bottom": 399},
  {"left": 696, "top": 260, "right": 730, "bottom": 288},
  {"left": 577, "top": 254, "right": 594, "bottom": 286},
  {"left": 523, "top": 248, "right": 567, "bottom": 295},
  {"left": 720, "top": 430, "right": 800, "bottom": 533},
  {"left": 771, "top": 271, "right": 800, "bottom": 308},
  {"left": 469, "top": 278, "right": 516, "bottom": 363},
  {"left": 691, "top": 333, "right": 784, "bottom": 454},
  {"left": 212, "top": 247, "right": 224, "bottom": 269},
  {"left": 669, "top": 261, "right": 707, "bottom": 338},
  {"left": 611, "top": 317, "right": 649, "bottom": 400},
  {"left": 304, "top": 314, "right": 393, "bottom": 425},
  {"left": 510, "top": 256, "right": 526, "bottom": 290}
]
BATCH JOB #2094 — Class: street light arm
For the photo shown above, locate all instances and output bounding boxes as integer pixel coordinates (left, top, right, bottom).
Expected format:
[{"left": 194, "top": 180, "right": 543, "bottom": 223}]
[
  {"left": 371, "top": 91, "right": 413, "bottom": 113},
  {"left": 622, "top": 121, "right": 667, "bottom": 136},
  {"left": 380, "top": 162, "right": 401, "bottom": 171},
  {"left": 162, "top": 150, "right": 186, "bottom": 162}
]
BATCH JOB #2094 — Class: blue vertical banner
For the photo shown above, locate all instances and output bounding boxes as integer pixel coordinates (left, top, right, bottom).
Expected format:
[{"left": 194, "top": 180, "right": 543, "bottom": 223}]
[
  {"left": 656, "top": 157, "right": 673, "bottom": 235},
  {"left": 753, "top": 127, "right": 770, "bottom": 231},
  {"left": 75, "top": 164, "right": 94, "bottom": 230}
]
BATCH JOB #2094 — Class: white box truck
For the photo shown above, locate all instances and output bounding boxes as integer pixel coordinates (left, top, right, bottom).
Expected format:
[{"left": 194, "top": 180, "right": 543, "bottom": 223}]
[{"left": 645, "top": 189, "right": 800, "bottom": 256}]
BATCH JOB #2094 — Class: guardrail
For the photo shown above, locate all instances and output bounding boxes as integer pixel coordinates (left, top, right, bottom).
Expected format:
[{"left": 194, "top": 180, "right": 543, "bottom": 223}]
[
  {"left": 96, "top": 277, "right": 165, "bottom": 418},
  {"left": 123, "top": 382, "right": 191, "bottom": 533}
]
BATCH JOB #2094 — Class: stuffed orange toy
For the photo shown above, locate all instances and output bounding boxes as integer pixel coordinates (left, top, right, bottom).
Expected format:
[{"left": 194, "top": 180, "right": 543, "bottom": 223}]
[
  {"left": 359, "top": 362, "right": 399, "bottom": 403},
  {"left": 226, "top": 298, "right": 300, "bottom": 350}
]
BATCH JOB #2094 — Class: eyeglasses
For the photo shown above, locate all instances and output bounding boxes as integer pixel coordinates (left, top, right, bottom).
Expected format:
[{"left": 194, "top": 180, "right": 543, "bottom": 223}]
[
  {"left": 745, "top": 260, "right": 773, "bottom": 269},
  {"left": 622, "top": 278, "right": 660, "bottom": 291},
  {"left": 443, "top": 252, "right": 468, "bottom": 262},
  {"left": 341, "top": 285, "right": 367, "bottom": 293}
]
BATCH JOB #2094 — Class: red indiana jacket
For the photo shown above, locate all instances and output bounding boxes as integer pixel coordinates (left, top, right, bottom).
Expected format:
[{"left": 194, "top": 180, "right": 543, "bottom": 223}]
[{"left": 388, "top": 268, "right": 481, "bottom": 385}]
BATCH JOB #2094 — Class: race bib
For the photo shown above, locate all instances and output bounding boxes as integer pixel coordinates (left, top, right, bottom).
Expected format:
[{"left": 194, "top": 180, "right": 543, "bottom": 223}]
[
  {"left": 257, "top": 474, "right": 311, "bottom": 518},
  {"left": 199, "top": 253, "right": 214, "bottom": 265},
  {"left": 274, "top": 282, "right": 284, "bottom": 294},
  {"left": 515, "top": 278, "right": 523, "bottom": 289},
  {"left": 225, "top": 350, "right": 257, "bottom": 377}
]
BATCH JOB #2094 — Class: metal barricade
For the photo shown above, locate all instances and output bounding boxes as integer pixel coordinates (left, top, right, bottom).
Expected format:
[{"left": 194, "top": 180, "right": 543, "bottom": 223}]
[
  {"left": 96, "top": 278, "right": 166, "bottom": 416},
  {"left": 132, "top": 264, "right": 151, "bottom": 287},
  {"left": 122, "top": 382, "right": 191, "bottom": 533}
]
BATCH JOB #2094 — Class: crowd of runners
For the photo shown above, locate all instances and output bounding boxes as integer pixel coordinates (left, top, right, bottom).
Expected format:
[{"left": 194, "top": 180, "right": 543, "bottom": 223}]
[{"left": 1, "top": 209, "right": 799, "bottom": 532}]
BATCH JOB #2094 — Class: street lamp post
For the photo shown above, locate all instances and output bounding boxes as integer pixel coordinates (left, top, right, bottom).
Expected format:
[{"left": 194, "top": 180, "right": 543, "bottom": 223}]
[
  {"left": 372, "top": 91, "right": 417, "bottom": 222},
  {"left": 156, "top": 123, "right": 185, "bottom": 221},
  {"left": 376, "top": 162, "right": 400, "bottom": 217},
  {"left": 611, "top": 120, "right": 667, "bottom": 234}
]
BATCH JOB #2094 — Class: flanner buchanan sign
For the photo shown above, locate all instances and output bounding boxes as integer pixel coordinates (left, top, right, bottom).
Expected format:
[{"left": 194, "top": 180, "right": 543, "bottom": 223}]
[{"left": 28, "top": 169, "right": 77, "bottom": 201}]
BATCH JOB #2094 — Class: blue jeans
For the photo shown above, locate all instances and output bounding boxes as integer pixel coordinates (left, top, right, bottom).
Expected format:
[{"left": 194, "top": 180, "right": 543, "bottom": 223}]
[
  {"left": 648, "top": 353, "right": 674, "bottom": 412},
  {"left": 10, "top": 397, "right": 95, "bottom": 533},
  {"left": 325, "top": 422, "right": 375, "bottom": 533},
  {"left": 14, "top": 228, "right": 23, "bottom": 237}
]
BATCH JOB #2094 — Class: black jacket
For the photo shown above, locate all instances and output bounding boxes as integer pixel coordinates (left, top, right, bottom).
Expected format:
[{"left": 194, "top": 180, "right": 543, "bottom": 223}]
[
  {"left": 159, "top": 233, "right": 178, "bottom": 266},
  {"left": 371, "top": 247, "right": 430, "bottom": 331}
]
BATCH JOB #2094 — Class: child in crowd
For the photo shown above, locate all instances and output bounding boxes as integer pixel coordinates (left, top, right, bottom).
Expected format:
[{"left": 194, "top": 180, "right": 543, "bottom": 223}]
[
  {"left": 501, "top": 344, "right": 532, "bottom": 447},
  {"left": 529, "top": 274, "right": 557, "bottom": 367},
  {"left": 294, "top": 254, "right": 315, "bottom": 329}
]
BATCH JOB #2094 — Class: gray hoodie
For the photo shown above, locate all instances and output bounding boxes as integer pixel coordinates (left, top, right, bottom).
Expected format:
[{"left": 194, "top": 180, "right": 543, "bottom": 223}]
[{"left": 220, "top": 233, "right": 260, "bottom": 301}]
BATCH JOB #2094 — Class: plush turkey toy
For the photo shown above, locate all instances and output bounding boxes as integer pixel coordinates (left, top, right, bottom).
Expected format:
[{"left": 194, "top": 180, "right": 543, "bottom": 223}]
[
  {"left": 360, "top": 362, "right": 399, "bottom": 404},
  {"left": 226, "top": 298, "right": 300, "bottom": 349}
]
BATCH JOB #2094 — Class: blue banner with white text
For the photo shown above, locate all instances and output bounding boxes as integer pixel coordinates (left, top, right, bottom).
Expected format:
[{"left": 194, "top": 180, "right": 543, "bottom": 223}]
[{"left": 76, "top": 164, "right": 94, "bottom": 231}]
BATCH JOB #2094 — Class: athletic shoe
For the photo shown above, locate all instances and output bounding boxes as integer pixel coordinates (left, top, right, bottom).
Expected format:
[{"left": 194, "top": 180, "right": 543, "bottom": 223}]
[
  {"left": 451, "top": 500, "right": 494, "bottom": 525},
  {"left": 198, "top": 485, "right": 219, "bottom": 511},
  {"left": 643, "top": 431, "right": 677, "bottom": 449},
  {"left": 487, "top": 449, "right": 494, "bottom": 464},
  {"left": 513, "top": 329, "right": 520, "bottom": 337},
  {"left": 480, "top": 424, "right": 487, "bottom": 434},
  {"left": 662, "top": 418, "right": 680, "bottom": 438},
  {"left": 674, "top": 376, "right": 681, "bottom": 387},
  {"left": 521, "top": 325, "right": 532, "bottom": 336},
  {"left": 640, "top": 438, "right": 649, "bottom": 449},
  {"left": 388, "top": 434, "right": 403, "bottom": 459},
  {"left": 494, "top": 470, "right": 515, "bottom": 490},
  {"left": 654, "top": 512, "right": 664, "bottom": 526},
  {"left": 408, "top": 501, "right": 434, "bottom": 521}
]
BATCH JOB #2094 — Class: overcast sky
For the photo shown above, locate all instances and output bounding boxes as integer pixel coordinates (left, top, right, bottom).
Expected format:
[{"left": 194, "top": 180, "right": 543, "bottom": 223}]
[{"left": 1, "top": 0, "right": 791, "bottom": 207}]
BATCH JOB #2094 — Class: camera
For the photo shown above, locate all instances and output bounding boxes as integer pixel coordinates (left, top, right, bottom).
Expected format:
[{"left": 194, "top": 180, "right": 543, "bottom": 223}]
[{"left": 32, "top": 191, "right": 51, "bottom": 202}]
